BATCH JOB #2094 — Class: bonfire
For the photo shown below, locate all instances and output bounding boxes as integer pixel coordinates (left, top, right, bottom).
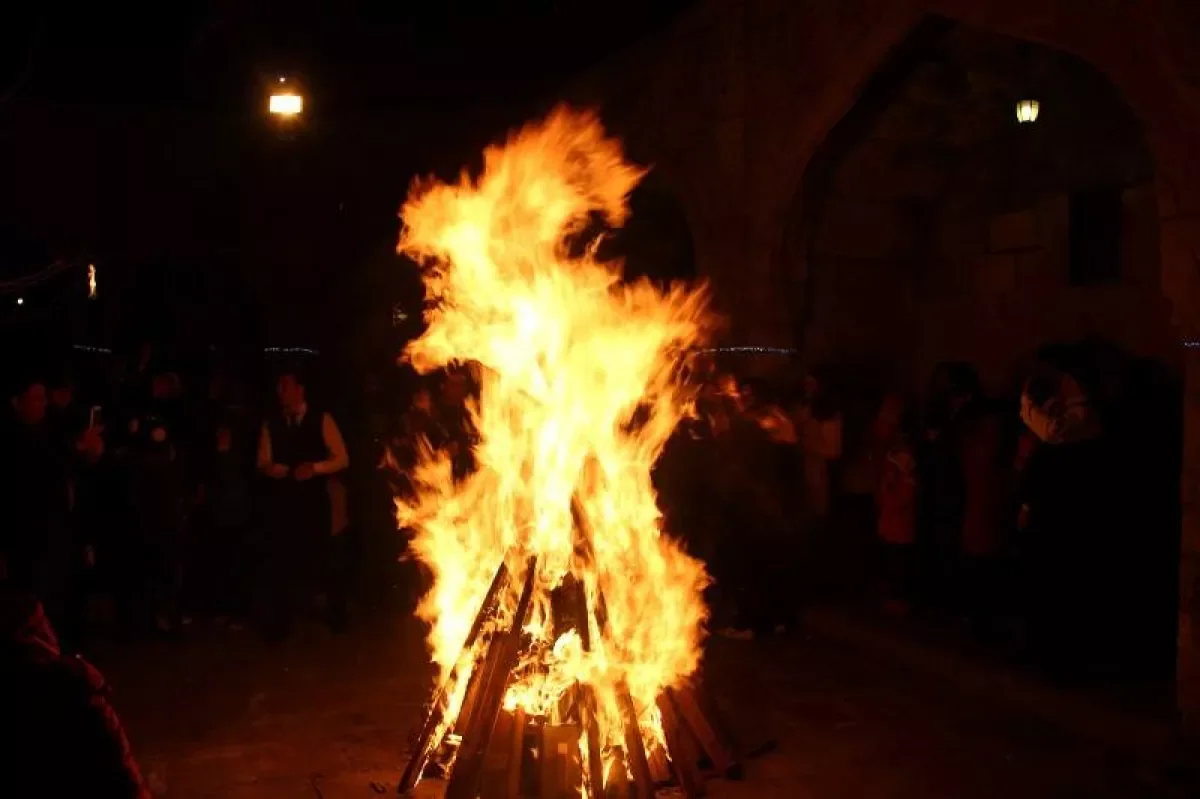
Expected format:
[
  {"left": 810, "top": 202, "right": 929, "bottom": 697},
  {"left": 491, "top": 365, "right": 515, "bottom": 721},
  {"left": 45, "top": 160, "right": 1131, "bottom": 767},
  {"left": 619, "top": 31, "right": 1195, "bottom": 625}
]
[{"left": 396, "top": 107, "right": 739, "bottom": 798}]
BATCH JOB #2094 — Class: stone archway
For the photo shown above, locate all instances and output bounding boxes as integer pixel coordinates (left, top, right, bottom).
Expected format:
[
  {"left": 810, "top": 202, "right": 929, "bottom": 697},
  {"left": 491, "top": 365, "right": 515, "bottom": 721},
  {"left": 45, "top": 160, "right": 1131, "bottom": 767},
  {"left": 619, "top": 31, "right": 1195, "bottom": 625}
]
[{"left": 782, "top": 17, "right": 1173, "bottom": 392}]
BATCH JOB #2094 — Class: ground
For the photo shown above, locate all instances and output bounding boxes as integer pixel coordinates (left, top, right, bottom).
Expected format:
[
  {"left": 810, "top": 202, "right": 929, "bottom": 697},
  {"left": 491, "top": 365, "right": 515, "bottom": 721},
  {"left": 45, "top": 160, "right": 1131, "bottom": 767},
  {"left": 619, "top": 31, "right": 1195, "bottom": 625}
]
[{"left": 93, "top": 604, "right": 1188, "bottom": 799}]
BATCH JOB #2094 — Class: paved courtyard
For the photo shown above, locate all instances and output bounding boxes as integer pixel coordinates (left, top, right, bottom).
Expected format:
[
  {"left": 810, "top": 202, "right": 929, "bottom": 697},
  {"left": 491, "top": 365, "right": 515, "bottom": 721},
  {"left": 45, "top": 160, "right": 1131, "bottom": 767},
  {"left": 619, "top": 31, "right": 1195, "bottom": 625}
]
[{"left": 93, "top": 606, "right": 1190, "bottom": 799}]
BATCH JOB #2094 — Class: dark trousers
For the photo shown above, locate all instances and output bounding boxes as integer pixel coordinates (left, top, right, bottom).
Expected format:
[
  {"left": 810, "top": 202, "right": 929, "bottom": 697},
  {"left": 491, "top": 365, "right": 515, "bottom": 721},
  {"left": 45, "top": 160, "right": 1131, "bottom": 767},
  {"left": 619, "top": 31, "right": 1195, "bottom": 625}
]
[{"left": 260, "top": 486, "right": 342, "bottom": 639}]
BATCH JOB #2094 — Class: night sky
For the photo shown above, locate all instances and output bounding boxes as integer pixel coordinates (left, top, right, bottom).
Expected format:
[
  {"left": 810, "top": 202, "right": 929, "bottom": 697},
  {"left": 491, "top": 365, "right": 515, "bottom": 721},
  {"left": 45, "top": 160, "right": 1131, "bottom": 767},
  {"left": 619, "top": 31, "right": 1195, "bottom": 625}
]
[{"left": 0, "top": 1, "right": 696, "bottom": 356}]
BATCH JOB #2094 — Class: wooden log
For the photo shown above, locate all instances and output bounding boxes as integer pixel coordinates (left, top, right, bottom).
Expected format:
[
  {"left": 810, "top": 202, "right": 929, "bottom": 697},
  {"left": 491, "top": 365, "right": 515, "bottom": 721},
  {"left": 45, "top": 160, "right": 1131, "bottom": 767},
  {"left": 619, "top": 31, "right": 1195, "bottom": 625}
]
[
  {"left": 398, "top": 561, "right": 511, "bottom": 794},
  {"left": 452, "top": 642, "right": 492, "bottom": 738},
  {"left": 615, "top": 686, "right": 656, "bottom": 799},
  {"left": 506, "top": 709, "right": 526, "bottom": 799},
  {"left": 658, "top": 692, "right": 704, "bottom": 798},
  {"left": 647, "top": 743, "right": 671, "bottom": 785},
  {"left": 572, "top": 579, "right": 606, "bottom": 799},
  {"left": 445, "top": 556, "right": 539, "bottom": 799},
  {"left": 667, "top": 686, "right": 738, "bottom": 780},
  {"left": 693, "top": 677, "right": 742, "bottom": 773},
  {"left": 480, "top": 710, "right": 515, "bottom": 799},
  {"left": 541, "top": 723, "right": 583, "bottom": 799},
  {"left": 604, "top": 747, "right": 630, "bottom": 799}
]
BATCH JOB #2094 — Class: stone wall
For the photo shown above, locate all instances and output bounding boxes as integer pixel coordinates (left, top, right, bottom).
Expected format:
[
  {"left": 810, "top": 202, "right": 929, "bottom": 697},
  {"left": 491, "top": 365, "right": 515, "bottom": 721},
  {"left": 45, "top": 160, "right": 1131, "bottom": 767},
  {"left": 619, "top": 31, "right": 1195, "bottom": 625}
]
[{"left": 562, "top": 0, "right": 1200, "bottom": 734}]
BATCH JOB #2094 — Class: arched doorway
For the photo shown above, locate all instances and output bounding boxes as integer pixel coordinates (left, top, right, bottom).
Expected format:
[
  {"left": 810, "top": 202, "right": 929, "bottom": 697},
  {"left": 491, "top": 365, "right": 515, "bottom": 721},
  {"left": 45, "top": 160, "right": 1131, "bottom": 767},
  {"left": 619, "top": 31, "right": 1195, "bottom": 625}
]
[
  {"left": 781, "top": 16, "right": 1182, "bottom": 687},
  {"left": 785, "top": 17, "right": 1173, "bottom": 391}
]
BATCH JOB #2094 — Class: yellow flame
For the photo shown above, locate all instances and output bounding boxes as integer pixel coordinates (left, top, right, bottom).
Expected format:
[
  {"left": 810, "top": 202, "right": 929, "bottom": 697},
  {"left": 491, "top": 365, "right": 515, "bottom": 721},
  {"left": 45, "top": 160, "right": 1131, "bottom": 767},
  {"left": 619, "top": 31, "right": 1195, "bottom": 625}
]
[{"left": 396, "top": 107, "right": 713, "bottom": 770}]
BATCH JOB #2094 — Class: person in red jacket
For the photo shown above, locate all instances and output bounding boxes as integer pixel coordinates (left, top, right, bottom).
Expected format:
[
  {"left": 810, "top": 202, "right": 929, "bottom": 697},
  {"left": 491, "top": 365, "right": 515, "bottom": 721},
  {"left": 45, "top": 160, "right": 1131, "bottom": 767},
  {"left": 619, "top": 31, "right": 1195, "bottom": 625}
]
[{"left": 0, "top": 588, "right": 150, "bottom": 798}]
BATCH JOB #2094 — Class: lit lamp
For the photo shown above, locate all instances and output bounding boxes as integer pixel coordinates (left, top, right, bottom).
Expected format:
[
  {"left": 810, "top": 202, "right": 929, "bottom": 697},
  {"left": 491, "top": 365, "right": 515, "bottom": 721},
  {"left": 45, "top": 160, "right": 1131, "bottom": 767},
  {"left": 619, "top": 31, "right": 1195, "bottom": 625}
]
[
  {"left": 1016, "top": 98, "right": 1040, "bottom": 124},
  {"left": 87, "top": 264, "right": 97, "bottom": 299},
  {"left": 269, "top": 76, "right": 303, "bottom": 118}
]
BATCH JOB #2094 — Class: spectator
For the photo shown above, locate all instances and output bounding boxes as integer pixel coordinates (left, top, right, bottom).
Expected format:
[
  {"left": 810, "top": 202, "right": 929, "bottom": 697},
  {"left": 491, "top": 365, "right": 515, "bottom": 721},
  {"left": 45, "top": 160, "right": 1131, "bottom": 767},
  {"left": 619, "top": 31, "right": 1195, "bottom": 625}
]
[
  {"left": 257, "top": 369, "right": 350, "bottom": 640},
  {"left": 124, "top": 367, "right": 188, "bottom": 637},
  {"left": 1, "top": 372, "right": 100, "bottom": 653},
  {"left": 791, "top": 366, "right": 843, "bottom": 522},
  {"left": 0, "top": 586, "right": 150, "bottom": 798}
]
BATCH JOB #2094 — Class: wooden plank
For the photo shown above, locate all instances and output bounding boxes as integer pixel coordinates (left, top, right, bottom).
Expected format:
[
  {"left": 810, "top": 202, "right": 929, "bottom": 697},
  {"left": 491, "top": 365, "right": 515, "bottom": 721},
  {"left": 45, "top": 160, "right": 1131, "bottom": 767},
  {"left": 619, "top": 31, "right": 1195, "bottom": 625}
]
[
  {"left": 692, "top": 679, "right": 743, "bottom": 780},
  {"left": 445, "top": 557, "right": 539, "bottom": 799},
  {"left": 398, "top": 561, "right": 510, "bottom": 794},
  {"left": 507, "top": 709, "right": 526, "bottom": 799},
  {"left": 615, "top": 686, "right": 656, "bottom": 799},
  {"left": 604, "top": 747, "right": 630, "bottom": 799},
  {"left": 480, "top": 710, "right": 515, "bottom": 799},
  {"left": 667, "top": 686, "right": 737, "bottom": 780},
  {"left": 572, "top": 580, "right": 606, "bottom": 799},
  {"left": 647, "top": 744, "right": 671, "bottom": 785},
  {"left": 658, "top": 693, "right": 705, "bottom": 798},
  {"left": 541, "top": 723, "right": 583, "bottom": 799}
]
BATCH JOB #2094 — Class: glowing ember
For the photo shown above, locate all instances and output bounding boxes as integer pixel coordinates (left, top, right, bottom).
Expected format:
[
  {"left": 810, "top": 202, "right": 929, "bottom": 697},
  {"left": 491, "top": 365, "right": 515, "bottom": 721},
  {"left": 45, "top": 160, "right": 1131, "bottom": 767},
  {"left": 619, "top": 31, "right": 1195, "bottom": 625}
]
[{"left": 397, "top": 107, "right": 715, "bottom": 794}]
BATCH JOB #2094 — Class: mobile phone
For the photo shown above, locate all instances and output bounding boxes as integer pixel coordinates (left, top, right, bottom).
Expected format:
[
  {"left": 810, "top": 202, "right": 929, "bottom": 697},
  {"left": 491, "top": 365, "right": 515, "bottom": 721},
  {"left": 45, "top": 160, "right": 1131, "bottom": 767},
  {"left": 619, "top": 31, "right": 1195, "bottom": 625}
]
[{"left": 89, "top": 406, "right": 103, "bottom": 429}]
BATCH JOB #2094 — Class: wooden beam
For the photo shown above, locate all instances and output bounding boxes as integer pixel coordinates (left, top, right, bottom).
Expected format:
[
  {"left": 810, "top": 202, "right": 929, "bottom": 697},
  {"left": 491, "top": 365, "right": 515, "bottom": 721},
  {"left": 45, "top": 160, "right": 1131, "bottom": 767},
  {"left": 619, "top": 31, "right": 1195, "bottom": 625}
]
[
  {"left": 506, "top": 709, "right": 526, "bottom": 799},
  {"left": 398, "top": 560, "right": 510, "bottom": 794},
  {"left": 667, "top": 686, "right": 738, "bottom": 780},
  {"left": 659, "top": 692, "right": 705, "bottom": 797},
  {"left": 445, "top": 557, "right": 539, "bottom": 799},
  {"left": 616, "top": 685, "right": 656, "bottom": 799}
]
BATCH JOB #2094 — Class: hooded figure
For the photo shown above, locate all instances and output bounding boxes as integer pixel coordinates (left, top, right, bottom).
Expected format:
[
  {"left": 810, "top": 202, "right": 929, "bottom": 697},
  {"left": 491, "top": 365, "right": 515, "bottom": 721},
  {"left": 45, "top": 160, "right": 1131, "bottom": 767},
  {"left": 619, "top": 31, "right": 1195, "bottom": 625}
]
[{"left": 0, "top": 589, "right": 150, "bottom": 798}]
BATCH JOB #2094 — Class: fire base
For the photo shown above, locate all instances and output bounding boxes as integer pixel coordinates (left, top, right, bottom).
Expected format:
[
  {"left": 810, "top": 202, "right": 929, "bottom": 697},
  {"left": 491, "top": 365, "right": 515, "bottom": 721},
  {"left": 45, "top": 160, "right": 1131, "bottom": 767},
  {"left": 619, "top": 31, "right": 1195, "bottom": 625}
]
[{"left": 397, "top": 560, "right": 742, "bottom": 798}]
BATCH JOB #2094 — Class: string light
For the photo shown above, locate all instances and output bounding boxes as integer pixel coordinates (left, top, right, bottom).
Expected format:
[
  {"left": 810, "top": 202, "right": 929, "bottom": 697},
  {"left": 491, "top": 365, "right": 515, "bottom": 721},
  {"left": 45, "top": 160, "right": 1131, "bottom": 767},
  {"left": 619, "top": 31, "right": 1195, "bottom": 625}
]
[
  {"left": 697, "top": 346, "right": 796, "bottom": 355},
  {"left": 263, "top": 347, "right": 320, "bottom": 356}
]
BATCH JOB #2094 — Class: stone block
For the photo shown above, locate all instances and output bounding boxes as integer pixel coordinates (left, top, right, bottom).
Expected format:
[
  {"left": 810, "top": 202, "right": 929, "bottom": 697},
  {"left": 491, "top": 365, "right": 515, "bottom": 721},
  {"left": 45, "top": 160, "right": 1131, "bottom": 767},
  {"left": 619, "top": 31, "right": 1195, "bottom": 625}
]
[{"left": 988, "top": 210, "right": 1041, "bottom": 252}]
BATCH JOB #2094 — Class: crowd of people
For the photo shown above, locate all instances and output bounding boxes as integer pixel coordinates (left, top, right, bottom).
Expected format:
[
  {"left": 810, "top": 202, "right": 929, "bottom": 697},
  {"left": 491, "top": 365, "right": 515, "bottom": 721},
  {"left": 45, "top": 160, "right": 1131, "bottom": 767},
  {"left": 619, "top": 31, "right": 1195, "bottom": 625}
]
[
  {"left": 662, "top": 338, "right": 1181, "bottom": 687},
  {"left": 0, "top": 345, "right": 379, "bottom": 654},
  {"left": 0, "top": 332, "right": 1183, "bottom": 792}
]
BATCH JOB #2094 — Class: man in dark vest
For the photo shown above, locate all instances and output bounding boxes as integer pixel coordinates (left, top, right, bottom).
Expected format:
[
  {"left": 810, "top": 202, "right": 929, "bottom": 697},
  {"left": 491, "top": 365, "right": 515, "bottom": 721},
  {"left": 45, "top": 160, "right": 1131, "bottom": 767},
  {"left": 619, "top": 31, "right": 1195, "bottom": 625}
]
[{"left": 257, "top": 369, "right": 349, "bottom": 640}]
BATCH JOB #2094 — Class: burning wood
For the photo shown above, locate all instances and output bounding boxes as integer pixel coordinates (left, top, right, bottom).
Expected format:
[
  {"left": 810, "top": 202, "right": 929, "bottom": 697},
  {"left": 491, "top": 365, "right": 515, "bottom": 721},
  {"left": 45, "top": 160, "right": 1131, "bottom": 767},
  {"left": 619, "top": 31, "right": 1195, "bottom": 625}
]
[{"left": 395, "top": 108, "right": 740, "bottom": 797}]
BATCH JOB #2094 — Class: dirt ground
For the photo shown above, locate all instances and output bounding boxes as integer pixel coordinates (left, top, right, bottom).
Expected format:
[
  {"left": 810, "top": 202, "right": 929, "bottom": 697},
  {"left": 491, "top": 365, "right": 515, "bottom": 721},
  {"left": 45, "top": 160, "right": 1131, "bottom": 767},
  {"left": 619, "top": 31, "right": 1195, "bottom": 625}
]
[{"left": 92, "top": 607, "right": 1190, "bottom": 799}]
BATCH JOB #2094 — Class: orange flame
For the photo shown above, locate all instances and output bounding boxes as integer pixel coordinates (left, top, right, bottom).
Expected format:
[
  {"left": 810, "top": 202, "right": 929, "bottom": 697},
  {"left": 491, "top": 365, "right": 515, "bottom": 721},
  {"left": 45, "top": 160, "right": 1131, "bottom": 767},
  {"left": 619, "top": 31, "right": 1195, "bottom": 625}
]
[{"left": 396, "top": 107, "right": 714, "bottom": 785}]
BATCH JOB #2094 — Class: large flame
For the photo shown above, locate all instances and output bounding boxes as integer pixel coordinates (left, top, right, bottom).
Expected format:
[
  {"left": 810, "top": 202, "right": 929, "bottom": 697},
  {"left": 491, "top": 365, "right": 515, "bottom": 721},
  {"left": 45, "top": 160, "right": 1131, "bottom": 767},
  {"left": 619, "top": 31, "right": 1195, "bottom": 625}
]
[{"left": 397, "top": 107, "right": 714, "bottom": 786}]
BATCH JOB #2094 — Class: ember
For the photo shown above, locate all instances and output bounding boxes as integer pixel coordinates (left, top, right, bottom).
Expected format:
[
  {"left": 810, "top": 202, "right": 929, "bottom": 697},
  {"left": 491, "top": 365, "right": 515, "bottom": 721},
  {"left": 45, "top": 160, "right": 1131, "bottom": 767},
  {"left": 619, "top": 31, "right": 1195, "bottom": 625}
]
[{"left": 395, "top": 108, "right": 739, "bottom": 797}]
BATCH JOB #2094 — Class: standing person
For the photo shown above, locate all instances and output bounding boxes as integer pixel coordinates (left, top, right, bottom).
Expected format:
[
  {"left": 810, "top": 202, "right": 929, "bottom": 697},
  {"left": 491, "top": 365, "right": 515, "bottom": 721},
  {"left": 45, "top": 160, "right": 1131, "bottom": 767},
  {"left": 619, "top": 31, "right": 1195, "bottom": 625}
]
[
  {"left": 257, "top": 369, "right": 350, "bottom": 640},
  {"left": 917, "top": 362, "right": 975, "bottom": 613},
  {"left": 1017, "top": 353, "right": 1113, "bottom": 681},
  {"left": 791, "top": 367, "right": 843, "bottom": 522},
  {"left": 125, "top": 368, "right": 188, "bottom": 637},
  {"left": 1, "top": 373, "right": 102, "bottom": 653},
  {"left": 957, "top": 394, "right": 1007, "bottom": 636}
]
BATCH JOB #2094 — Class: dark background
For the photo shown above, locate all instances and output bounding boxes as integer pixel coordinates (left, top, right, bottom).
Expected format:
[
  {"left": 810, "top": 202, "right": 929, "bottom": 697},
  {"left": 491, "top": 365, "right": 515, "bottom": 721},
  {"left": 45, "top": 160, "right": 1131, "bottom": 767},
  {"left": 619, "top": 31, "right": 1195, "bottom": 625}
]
[{"left": 0, "top": 1, "right": 696, "bottom": 366}]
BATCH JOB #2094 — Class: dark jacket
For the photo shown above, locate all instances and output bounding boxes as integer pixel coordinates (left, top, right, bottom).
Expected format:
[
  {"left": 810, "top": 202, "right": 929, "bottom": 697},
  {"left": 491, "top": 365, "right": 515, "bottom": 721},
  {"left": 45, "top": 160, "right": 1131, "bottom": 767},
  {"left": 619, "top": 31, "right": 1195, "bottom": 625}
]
[{"left": 0, "top": 591, "right": 151, "bottom": 798}]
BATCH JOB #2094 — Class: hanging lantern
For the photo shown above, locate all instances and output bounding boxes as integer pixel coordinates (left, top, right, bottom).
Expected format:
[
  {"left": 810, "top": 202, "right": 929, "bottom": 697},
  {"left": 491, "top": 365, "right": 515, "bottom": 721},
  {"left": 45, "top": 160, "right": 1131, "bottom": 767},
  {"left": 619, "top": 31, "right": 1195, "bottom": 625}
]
[
  {"left": 269, "top": 76, "right": 304, "bottom": 117},
  {"left": 87, "top": 264, "right": 97, "bottom": 299},
  {"left": 1016, "top": 99, "right": 1040, "bottom": 124}
]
